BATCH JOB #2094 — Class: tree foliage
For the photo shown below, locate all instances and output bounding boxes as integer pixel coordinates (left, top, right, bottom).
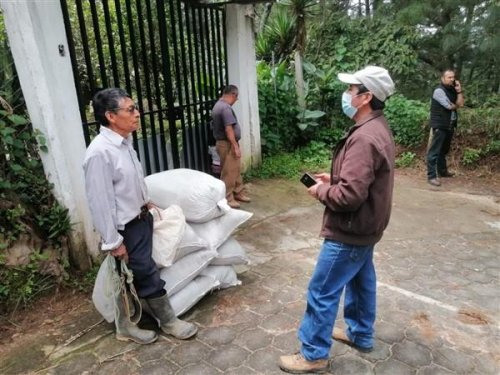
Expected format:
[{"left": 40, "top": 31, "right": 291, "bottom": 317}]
[{"left": 254, "top": 0, "right": 499, "bottom": 155}]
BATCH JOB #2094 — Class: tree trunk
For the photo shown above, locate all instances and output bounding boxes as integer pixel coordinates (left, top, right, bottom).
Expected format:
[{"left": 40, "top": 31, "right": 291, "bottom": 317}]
[
  {"left": 294, "top": 13, "right": 307, "bottom": 109},
  {"left": 365, "top": 0, "right": 370, "bottom": 17},
  {"left": 294, "top": 50, "right": 306, "bottom": 109},
  {"left": 259, "top": 3, "right": 273, "bottom": 35},
  {"left": 358, "top": 0, "right": 363, "bottom": 17}
]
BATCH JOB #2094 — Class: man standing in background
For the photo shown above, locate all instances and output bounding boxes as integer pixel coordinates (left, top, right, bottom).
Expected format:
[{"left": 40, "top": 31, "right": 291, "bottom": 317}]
[
  {"left": 211, "top": 85, "right": 251, "bottom": 209},
  {"left": 426, "top": 69, "right": 465, "bottom": 187}
]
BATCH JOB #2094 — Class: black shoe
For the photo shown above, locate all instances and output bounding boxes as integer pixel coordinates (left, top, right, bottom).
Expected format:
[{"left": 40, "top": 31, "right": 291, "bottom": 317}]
[{"left": 438, "top": 171, "right": 455, "bottom": 178}]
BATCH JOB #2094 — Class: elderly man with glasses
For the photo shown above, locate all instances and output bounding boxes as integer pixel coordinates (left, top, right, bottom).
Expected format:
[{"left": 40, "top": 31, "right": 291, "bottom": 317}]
[{"left": 83, "top": 88, "right": 197, "bottom": 344}]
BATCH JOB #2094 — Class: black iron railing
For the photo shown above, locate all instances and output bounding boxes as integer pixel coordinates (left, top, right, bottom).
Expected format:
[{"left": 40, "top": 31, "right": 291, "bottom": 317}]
[{"left": 60, "top": 0, "right": 227, "bottom": 175}]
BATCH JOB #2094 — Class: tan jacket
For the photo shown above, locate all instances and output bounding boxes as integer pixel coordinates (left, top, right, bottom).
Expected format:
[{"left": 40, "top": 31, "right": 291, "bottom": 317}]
[{"left": 317, "top": 110, "right": 395, "bottom": 246}]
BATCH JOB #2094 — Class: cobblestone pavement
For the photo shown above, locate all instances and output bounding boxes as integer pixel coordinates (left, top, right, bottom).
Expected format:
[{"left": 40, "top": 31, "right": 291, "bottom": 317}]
[{"left": 1, "top": 174, "right": 499, "bottom": 374}]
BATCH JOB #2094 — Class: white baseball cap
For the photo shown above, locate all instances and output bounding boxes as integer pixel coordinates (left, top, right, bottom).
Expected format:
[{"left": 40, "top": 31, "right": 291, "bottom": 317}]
[{"left": 338, "top": 66, "right": 395, "bottom": 102}]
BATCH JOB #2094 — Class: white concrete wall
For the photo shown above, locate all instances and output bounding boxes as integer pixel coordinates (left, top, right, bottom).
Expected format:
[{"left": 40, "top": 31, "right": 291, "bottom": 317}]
[
  {"left": 225, "top": 4, "right": 262, "bottom": 171},
  {"left": 1, "top": 0, "right": 99, "bottom": 266}
]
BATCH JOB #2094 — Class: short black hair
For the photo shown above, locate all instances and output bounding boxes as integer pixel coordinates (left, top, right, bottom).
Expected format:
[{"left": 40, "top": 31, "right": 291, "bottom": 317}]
[
  {"left": 92, "top": 88, "right": 131, "bottom": 126},
  {"left": 222, "top": 84, "right": 238, "bottom": 96},
  {"left": 441, "top": 69, "right": 455, "bottom": 77},
  {"left": 357, "top": 84, "right": 385, "bottom": 110}
]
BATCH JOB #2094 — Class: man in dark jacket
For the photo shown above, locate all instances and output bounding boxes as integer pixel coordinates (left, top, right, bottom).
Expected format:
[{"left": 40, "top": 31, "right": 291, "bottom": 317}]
[
  {"left": 426, "top": 69, "right": 465, "bottom": 186},
  {"left": 279, "top": 66, "right": 395, "bottom": 374}
]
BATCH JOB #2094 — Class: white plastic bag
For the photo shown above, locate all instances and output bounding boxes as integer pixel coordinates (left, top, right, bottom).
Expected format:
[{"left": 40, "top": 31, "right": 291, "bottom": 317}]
[
  {"left": 211, "top": 237, "right": 250, "bottom": 266},
  {"left": 200, "top": 265, "right": 241, "bottom": 289},
  {"left": 92, "top": 255, "right": 120, "bottom": 323},
  {"left": 173, "top": 223, "right": 208, "bottom": 262},
  {"left": 170, "top": 275, "right": 219, "bottom": 317},
  {"left": 160, "top": 249, "right": 217, "bottom": 295},
  {"left": 145, "top": 168, "right": 230, "bottom": 223},
  {"left": 151, "top": 205, "right": 186, "bottom": 268},
  {"left": 190, "top": 209, "right": 253, "bottom": 250}
]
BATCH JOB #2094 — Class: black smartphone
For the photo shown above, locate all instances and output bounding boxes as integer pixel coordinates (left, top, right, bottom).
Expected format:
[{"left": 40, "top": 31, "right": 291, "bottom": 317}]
[{"left": 300, "top": 173, "right": 317, "bottom": 188}]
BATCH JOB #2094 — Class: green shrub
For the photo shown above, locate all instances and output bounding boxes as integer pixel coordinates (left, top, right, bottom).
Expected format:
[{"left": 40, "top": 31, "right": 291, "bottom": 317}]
[
  {"left": 245, "top": 142, "right": 331, "bottom": 180},
  {"left": 0, "top": 251, "right": 55, "bottom": 313},
  {"left": 395, "top": 151, "right": 416, "bottom": 168},
  {"left": 257, "top": 61, "right": 300, "bottom": 155},
  {"left": 384, "top": 94, "right": 428, "bottom": 148},
  {"left": 462, "top": 148, "right": 482, "bottom": 166},
  {"left": 457, "top": 101, "right": 500, "bottom": 140},
  {"left": 0, "top": 100, "right": 72, "bottom": 314},
  {"left": 485, "top": 139, "right": 500, "bottom": 155}
]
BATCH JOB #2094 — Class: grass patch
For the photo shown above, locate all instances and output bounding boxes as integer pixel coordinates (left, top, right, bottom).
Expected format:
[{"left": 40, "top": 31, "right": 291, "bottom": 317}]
[{"left": 245, "top": 142, "right": 331, "bottom": 180}]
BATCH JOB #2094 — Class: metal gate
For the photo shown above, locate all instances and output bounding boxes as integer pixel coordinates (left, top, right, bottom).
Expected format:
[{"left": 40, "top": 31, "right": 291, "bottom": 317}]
[{"left": 60, "top": 0, "right": 227, "bottom": 175}]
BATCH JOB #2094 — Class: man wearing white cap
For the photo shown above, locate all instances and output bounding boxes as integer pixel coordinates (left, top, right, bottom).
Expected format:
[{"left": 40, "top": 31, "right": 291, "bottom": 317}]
[{"left": 279, "top": 66, "right": 396, "bottom": 373}]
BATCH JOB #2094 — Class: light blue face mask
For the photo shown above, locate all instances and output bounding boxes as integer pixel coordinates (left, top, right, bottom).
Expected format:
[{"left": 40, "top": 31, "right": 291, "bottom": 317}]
[{"left": 341, "top": 92, "right": 358, "bottom": 119}]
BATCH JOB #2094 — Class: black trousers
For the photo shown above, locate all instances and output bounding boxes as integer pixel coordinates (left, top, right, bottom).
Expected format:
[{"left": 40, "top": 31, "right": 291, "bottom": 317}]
[
  {"left": 119, "top": 213, "right": 165, "bottom": 298},
  {"left": 426, "top": 128, "right": 454, "bottom": 179}
]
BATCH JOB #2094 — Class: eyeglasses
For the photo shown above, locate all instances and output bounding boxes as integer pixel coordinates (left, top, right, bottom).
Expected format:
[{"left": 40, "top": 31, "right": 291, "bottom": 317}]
[{"left": 109, "top": 104, "right": 140, "bottom": 114}]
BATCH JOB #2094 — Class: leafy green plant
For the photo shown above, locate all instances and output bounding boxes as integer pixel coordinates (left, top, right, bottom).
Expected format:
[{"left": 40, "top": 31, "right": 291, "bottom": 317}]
[
  {"left": 485, "top": 140, "right": 500, "bottom": 155},
  {"left": 245, "top": 142, "right": 331, "bottom": 180},
  {"left": 384, "top": 94, "right": 428, "bottom": 148},
  {"left": 0, "top": 97, "right": 72, "bottom": 315},
  {"left": 296, "top": 109, "right": 326, "bottom": 130},
  {"left": 395, "top": 151, "right": 416, "bottom": 168},
  {"left": 462, "top": 148, "right": 482, "bottom": 166},
  {"left": 0, "top": 251, "right": 55, "bottom": 313},
  {"left": 257, "top": 61, "right": 301, "bottom": 154},
  {"left": 64, "top": 265, "right": 100, "bottom": 293}
]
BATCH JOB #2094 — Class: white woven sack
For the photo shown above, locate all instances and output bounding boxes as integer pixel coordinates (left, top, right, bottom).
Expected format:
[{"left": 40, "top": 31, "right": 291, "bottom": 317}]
[
  {"left": 145, "top": 168, "right": 230, "bottom": 223},
  {"left": 190, "top": 209, "right": 253, "bottom": 251},
  {"left": 151, "top": 205, "right": 186, "bottom": 268},
  {"left": 211, "top": 237, "right": 250, "bottom": 266},
  {"left": 92, "top": 255, "right": 119, "bottom": 323},
  {"left": 173, "top": 223, "right": 208, "bottom": 262},
  {"left": 160, "top": 249, "right": 217, "bottom": 296},
  {"left": 170, "top": 275, "right": 219, "bottom": 317},
  {"left": 200, "top": 265, "right": 241, "bottom": 289}
]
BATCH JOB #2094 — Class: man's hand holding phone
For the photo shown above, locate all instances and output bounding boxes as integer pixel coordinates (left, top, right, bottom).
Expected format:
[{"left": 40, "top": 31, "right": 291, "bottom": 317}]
[
  {"left": 313, "top": 173, "right": 330, "bottom": 184},
  {"left": 301, "top": 172, "right": 325, "bottom": 199}
]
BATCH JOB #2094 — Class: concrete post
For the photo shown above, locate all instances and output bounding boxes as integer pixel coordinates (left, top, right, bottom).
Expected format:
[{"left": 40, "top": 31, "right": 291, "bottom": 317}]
[
  {"left": 225, "top": 4, "right": 261, "bottom": 171},
  {"left": 1, "top": 0, "right": 99, "bottom": 268}
]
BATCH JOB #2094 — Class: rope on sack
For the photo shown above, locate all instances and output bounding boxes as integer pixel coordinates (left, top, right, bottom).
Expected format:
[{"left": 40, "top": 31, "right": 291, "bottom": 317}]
[{"left": 117, "top": 259, "right": 143, "bottom": 324}]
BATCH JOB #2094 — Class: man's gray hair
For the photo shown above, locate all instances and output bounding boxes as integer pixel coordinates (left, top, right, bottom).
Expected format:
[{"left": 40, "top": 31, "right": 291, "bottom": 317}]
[
  {"left": 222, "top": 85, "right": 238, "bottom": 96},
  {"left": 92, "top": 88, "right": 131, "bottom": 126}
]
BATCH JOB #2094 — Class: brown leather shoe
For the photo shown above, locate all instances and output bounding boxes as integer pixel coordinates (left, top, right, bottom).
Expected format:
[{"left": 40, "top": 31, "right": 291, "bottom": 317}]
[
  {"left": 227, "top": 199, "right": 241, "bottom": 209},
  {"left": 332, "top": 327, "right": 373, "bottom": 353},
  {"left": 428, "top": 178, "right": 441, "bottom": 187},
  {"left": 279, "top": 353, "right": 329, "bottom": 374},
  {"left": 234, "top": 193, "right": 251, "bottom": 203}
]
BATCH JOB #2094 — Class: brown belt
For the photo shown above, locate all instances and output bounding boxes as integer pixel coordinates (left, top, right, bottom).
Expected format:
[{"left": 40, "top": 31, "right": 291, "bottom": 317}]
[{"left": 125, "top": 204, "right": 149, "bottom": 227}]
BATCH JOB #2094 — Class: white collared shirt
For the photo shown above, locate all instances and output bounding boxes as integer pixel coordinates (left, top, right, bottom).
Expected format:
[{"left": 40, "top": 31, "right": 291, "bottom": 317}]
[{"left": 83, "top": 126, "right": 149, "bottom": 250}]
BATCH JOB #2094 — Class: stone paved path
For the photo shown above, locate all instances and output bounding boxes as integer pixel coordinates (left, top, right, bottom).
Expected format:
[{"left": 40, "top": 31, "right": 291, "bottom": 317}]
[{"left": 0, "top": 174, "right": 499, "bottom": 374}]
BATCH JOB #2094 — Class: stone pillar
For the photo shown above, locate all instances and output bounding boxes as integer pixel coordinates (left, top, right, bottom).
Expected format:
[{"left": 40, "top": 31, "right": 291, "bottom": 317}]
[
  {"left": 225, "top": 4, "right": 261, "bottom": 171},
  {"left": 1, "top": 0, "right": 99, "bottom": 268}
]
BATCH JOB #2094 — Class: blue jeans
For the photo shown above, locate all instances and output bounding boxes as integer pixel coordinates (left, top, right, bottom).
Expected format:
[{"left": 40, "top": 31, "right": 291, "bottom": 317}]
[{"left": 298, "top": 240, "right": 376, "bottom": 360}]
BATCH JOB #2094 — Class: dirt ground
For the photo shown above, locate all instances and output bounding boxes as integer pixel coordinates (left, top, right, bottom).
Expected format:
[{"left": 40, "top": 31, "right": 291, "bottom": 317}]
[{"left": 0, "top": 166, "right": 498, "bottom": 369}]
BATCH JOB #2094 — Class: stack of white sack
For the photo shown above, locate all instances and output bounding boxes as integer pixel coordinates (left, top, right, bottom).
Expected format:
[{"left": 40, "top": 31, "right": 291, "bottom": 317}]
[{"left": 145, "top": 168, "right": 252, "bottom": 317}]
